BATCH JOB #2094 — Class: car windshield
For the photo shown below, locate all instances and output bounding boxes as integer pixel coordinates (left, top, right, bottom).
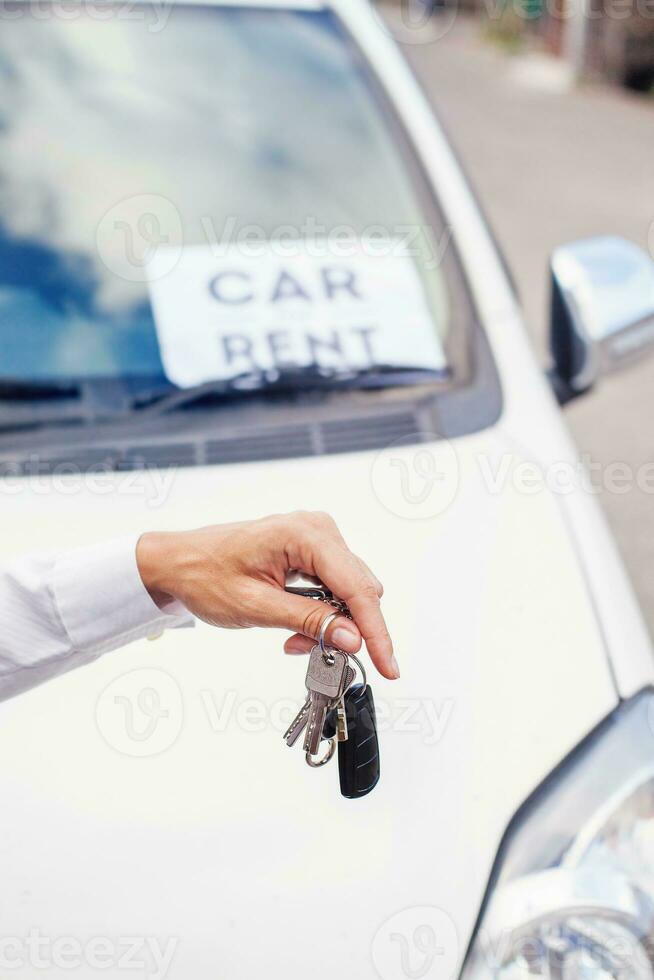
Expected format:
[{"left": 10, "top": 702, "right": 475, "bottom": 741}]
[{"left": 0, "top": 3, "right": 463, "bottom": 395}]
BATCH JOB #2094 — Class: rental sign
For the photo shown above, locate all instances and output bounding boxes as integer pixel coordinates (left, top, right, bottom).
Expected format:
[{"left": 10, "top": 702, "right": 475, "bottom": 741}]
[{"left": 147, "top": 241, "right": 446, "bottom": 388}]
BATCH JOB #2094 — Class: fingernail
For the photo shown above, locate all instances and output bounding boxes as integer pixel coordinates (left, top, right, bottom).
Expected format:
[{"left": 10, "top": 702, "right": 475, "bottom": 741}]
[
  {"left": 332, "top": 626, "right": 358, "bottom": 652},
  {"left": 390, "top": 655, "right": 401, "bottom": 679}
]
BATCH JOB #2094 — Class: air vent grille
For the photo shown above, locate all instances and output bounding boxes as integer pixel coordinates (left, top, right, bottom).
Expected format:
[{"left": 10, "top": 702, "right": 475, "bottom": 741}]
[
  {"left": 0, "top": 411, "right": 425, "bottom": 475},
  {"left": 322, "top": 412, "right": 423, "bottom": 453},
  {"left": 0, "top": 449, "right": 119, "bottom": 475},
  {"left": 118, "top": 444, "right": 196, "bottom": 469},
  {"left": 205, "top": 427, "right": 313, "bottom": 465}
]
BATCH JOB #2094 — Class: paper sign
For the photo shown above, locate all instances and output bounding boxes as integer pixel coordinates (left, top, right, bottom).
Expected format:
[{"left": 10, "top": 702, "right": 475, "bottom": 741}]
[{"left": 146, "top": 240, "right": 447, "bottom": 388}]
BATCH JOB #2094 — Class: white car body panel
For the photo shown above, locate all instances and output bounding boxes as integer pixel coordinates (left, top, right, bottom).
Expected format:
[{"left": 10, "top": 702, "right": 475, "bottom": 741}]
[
  {"left": 0, "top": 434, "right": 627, "bottom": 978},
  {"left": 1, "top": 0, "right": 653, "bottom": 976},
  {"left": 333, "top": 0, "right": 654, "bottom": 701}
]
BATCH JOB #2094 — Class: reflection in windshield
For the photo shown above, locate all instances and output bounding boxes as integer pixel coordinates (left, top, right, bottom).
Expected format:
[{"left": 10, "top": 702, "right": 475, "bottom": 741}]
[{"left": 0, "top": 6, "right": 449, "bottom": 380}]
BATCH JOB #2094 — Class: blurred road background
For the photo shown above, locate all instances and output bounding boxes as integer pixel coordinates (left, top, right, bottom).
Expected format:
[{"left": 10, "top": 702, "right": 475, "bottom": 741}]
[{"left": 381, "top": 7, "right": 654, "bottom": 635}]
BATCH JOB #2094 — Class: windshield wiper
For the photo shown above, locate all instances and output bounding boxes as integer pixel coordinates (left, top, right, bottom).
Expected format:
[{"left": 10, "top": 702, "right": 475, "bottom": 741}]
[
  {"left": 337, "top": 364, "right": 449, "bottom": 389},
  {"left": 0, "top": 378, "right": 131, "bottom": 433},
  {"left": 0, "top": 378, "right": 82, "bottom": 401},
  {"left": 0, "top": 378, "right": 85, "bottom": 433},
  {"left": 127, "top": 364, "right": 448, "bottom": 417}
]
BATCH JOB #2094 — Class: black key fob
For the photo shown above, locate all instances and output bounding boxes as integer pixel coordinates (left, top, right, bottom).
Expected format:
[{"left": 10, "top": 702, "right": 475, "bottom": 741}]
[
  {"left": 322, "top": 708, "right": 337, "bottom": 741},
  {"left": 338, "top": 684, "right": 380, "bottom": 799}
]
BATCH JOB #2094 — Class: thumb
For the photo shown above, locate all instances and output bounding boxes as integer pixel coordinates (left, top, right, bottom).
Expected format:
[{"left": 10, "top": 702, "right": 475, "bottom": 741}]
[{"left": 265, "top": 590, "right": 362, "bottom": 653}]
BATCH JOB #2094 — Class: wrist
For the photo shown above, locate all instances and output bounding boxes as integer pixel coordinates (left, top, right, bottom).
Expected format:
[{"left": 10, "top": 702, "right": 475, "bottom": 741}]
[{"left": 136, "top": 531, "right": 177, "bottom": 609}]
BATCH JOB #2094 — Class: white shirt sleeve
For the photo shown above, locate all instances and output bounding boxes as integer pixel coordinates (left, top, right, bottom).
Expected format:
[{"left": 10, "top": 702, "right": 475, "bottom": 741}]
[{"left": 0, "top": 535, "right": 194, "bottom": 703}]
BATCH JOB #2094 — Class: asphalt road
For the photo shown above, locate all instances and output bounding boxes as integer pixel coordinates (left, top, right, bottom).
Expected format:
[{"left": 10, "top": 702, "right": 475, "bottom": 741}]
[{"left": 383, "top": 8, "right": 654, "bottom": 638}]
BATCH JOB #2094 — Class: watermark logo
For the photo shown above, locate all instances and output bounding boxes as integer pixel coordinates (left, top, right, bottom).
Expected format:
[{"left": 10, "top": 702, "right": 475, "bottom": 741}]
[
  {"left": 372, "top": 906, "right": 459, "bottom": 980},
  {"left": 0, "top": 457, "right": 177, "bottom": 508},
  {"left": 200, "top": 690, "right": 454, "bottom": 747},
  {"left": 96, "top": 193, "right": 182, "bottom": 283},
  {"left": 95, "top": 207, "right": 452, "bottom": 276},
  {"left": 372, "top": 0, "right": 460, "bottom": 46},
  {"left": 95, "top": 668, "right": 184, "bottom": 758},
  {"left": 0, "top": 930, "right": 178, "bottom": 980},
  {"left": 371, "top": 434, "right": 460, "bottom": 521},
  {"left": 0, "top": 0, "right": 173, "bottom": 31}
]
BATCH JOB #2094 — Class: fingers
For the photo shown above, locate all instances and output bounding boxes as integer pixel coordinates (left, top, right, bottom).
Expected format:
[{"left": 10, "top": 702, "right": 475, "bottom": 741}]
[
  {"left": 255, "top": 589, "right": 363, "bottom": 654},
  {"left": 283, "top": 514, "right": 397, "bottom": 679},
  {"left": 342, "top": 593, "right": 397, "bottom": 679},
  {"left": 283, "top": 607, "right": 364, "bottom": 655},
  {"left": 283, "top": 606, "right": 398, "bottom": 680},
  {"left": 267, "top": 511, "right": 397, "bottom": 679},
  {"left": 284, "top": 634, "right": 314, "bottom": 655},
  {"left": 355, "top": 555, "right": 384, "bottom": 598}
]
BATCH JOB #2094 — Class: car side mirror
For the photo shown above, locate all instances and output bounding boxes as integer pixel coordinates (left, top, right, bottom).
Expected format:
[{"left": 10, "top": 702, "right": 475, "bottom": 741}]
[{"left": 549, "top": 235, "right": 654, "bottom": 403}]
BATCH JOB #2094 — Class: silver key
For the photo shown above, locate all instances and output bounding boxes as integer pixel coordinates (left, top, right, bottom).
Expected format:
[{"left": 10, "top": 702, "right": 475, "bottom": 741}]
[
  {"left": 304, "top": 646, "right": 348, "bottom": 757},
  {"left": 304, "top": 693, "right": 333, "bottom": 758},
  {"left": 336, "top": 702, "right": 348, "bottom": 743},
  {"left": 285, "top": 664, "right": 354, "bottom": 749},
  {"left": 284, "top": 694, "right": 311, "bottom": 747},
  {"left": 335, "top": 664, "right": 355, "bottom": 743}
]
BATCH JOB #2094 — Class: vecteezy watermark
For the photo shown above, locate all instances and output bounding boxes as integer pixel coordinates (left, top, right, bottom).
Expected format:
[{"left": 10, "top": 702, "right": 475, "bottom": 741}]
[
  {"left": 201, "top": 690, "right": 455, "bottom": 747},
  {"left": 0, "top": 0, "right": 173, "bottom": 32},
  {"left": 95, "top": 668, "right": 184, "bottom": 758},
  {"left": 374, "top": 0, "right": 654, "bottom": 49},
  {"left": 95, "top": 668, "right": 455, "bottom": 758},
  {"left": 0, "top": 457, "right": 176, "bottom": 508},
  {"left": 476, "top": 451, "right": 654, "bottom": 498},
  {"left": 370, "top": 434, "right": 460, "bottom": 521},
  {"left": 372, "top": 0, "right": 460, "bottom": 46},
  {"left": 96, "top": 193, "right": 183, "bottom": 284},
  {"left": 472, "top": 921, "right": 654, "bottom": 975},
  {"left": 0, "top": 930, "right": 178, "bottom": 979},
  {"left": 199, "top": 217, "right": 453, "bottom": 272},
  {"left": 371, "top": 440, "right": 654, "bottom": 524},
  {"left": 484, "top": 0, "right": 654, "bottom": 22},
  {"left": 371, "top": 906, "right": 459, "bottom": 980},
  {"left": 95, "top": 194, "right": 454, "bottom": 284}
]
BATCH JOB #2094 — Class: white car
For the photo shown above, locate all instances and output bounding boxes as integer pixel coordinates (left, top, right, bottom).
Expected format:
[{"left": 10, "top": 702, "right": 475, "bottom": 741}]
[{"left": 1, "top": 1, "right": 654, "bottom": 978}]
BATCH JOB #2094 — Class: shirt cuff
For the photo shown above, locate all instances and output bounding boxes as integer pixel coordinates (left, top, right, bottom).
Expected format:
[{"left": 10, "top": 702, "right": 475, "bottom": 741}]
[{"left": 52, "top": 535, "right": 195, "bottom": 657}]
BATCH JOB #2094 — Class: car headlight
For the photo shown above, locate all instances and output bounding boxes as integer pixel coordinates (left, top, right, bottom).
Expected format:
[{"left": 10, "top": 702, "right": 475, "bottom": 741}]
[{"left": 462, "top": 691, "right": 654, "bottom": 980}]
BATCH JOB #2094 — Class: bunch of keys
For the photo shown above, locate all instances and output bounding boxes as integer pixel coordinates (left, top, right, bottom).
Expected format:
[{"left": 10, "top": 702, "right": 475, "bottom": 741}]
[{"left": 282, "top": 572, "right": 380, "bottom": 799}]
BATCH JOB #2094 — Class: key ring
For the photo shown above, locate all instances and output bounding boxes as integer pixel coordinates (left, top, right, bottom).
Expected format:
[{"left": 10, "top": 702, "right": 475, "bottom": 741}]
[
  {"left": 346, "top": 652, "right": 367, "bottom": 690},
  {"left": 305, "top": 738, "right": 336, "bottom": 768},
  {"left": 319, "top": 613, "right": 368, "bottom": 689},
  {"left": 319, "top": 612, "right": 339, "bottom": 658}
]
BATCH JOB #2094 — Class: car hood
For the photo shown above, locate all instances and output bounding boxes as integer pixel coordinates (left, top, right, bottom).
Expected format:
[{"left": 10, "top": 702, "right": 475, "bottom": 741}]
[{"left": 0, "top": 425, "right": 618, "bottom": 979}]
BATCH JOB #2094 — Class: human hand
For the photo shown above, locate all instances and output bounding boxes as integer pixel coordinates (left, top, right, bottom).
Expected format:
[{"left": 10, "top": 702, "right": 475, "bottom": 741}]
[{"left": 136, "top": 512, "right": 398, "bottom": 679}]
